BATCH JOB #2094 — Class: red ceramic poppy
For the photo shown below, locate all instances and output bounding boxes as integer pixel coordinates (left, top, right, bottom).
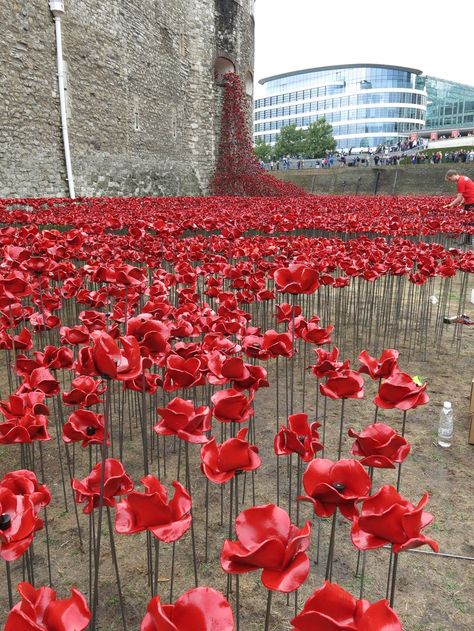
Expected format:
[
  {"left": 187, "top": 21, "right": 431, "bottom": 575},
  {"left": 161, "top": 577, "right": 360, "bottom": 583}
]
[
  {"left": 62, "top": 409, "right": 109, "bottom": 448},
  {"left": 211, "top": 389, "right": 254, "bottom": 424},
  {"left": 274, "top": 413, "right": 323, "bottom": 462},
  {"left": 0, "top": 487, "right": 37, "bottom": 561},
  {"left": 5, "top": 582, "right": 91, "bottom": 631},
  {"left": 127, "top": 314, "right": 171, "bottom": 359},
  {"left": 89, "top": 331, "right": 143, "bottom": 382},
  {"left": 291, "top": 581, "right": 402, "bottom": 631},
  {"left": 374, "top": 372, "right": 429, "bottom": 410},
  {"left": 0, "top": 408, "right": 51, "bottom": 444},
  {"left": 320, "top": 369, "right": 364, "bottom": 400},
  {"left": 36, "top": 345, "right": 74, "bottom": 371},
  {"left": 309, "top": 347, "right": 348, "bottom": 379},
  {"left": 62, "top": 376, "right": 106, "bottom": 407},
  {"left": 259, "top": 330, "right": 293, "bottom": 359},
  {"left": 300, "top": 321, "right": 334, "bottom": 346},
  {"left": 0, "top": 469, "right": 51, "bottom": 514},
  {"left": 25, "top": 367, "right": 60, "bottom": 397},
  {"left": 0, "top": 391, "right": 49, "bottom": 420},
  {"left": 72, "top": 458, "right": 134, "bottom": 514},
  {"left": 358, "top": 349, "right": 400, "bottom": 380},
  {"left": 141, "top": 587, "right": 234, "bottom": 631},
  {"left": 115, "top": 475, "right": 192, "bottom": 543},
  {"left": 276, "top": 303, "right": 302, "bottom": 323},
  {"left": 221, "top": 504, "right": 311, "bottom": 593},
  {"left": 299, "top": 458, "right": 371, "bottom": 519},
  {"left": 123, "top": 371, "right": 162, "bottom": 394},
  {"left": 274, "top": 265, "right": 319, "bottom": 295},
  {"left": 200, "top": 427, "right": 261, "bottom": 483},
  {"left": 155, "top": 397, "right": 211, "bottom": 444},
  {"left": 60, "top": 325, "right": 91, "bottom": 346},
  {"left": 348, "top": 423, "right": 411, "bottom": 469},
  {"left": 163, "top": 355, "right": 205, "bottom": 391},
  {"left": 351, "top": 484, "right": 439, "bottom": 553}
]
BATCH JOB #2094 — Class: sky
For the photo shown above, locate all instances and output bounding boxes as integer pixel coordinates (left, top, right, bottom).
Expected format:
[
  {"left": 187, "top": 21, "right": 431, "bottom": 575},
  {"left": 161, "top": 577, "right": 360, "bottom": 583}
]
[{"left": 254, "top": 0, "right": 474, "bottom": 96}]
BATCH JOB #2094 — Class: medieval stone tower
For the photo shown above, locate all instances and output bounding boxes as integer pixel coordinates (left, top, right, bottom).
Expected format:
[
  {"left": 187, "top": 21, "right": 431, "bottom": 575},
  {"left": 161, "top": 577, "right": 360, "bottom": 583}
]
[{"left": 0, "top": 0, "right": 255, "bottom": 198}]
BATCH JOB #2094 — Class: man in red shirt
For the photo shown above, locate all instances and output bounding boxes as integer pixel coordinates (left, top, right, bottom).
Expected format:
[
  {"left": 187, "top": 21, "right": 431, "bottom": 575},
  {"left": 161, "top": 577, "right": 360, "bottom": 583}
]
[{"left": 444, "top": 169, "right": 474, "bottom": 209}]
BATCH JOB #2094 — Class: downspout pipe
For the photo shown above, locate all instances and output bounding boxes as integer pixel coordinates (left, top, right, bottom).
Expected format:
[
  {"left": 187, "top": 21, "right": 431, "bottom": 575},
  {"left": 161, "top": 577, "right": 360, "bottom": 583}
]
[{"left": 49, "top": 1, "right": 75, "bottom": 198}]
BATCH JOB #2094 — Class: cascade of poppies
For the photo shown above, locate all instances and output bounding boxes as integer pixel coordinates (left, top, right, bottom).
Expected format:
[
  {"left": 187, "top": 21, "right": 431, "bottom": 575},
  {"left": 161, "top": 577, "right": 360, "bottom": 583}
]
[{"left": 210, "top": 72, "right": 307, "bottom": 197}]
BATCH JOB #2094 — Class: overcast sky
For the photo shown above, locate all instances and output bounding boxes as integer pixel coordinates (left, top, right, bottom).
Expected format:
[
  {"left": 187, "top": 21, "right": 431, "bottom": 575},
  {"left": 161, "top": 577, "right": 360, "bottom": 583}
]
[{"left": 254, "top": 0, "right": 474, "bottom": 95}]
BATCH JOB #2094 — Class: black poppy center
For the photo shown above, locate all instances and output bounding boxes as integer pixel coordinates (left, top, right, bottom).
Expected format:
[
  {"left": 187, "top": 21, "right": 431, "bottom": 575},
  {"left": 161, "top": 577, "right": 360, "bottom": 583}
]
[
  {"left": 0, "top": 513, "right": 11, "bottom": 530},
  {"left": 86, "top": 426, "right": 97, "bottom": 436},
  {"left": 298, "top": 436, "right": 306, "bottom": 444},
  {"left": 332, "top": 482, "right": 345, "bottom": 493}
]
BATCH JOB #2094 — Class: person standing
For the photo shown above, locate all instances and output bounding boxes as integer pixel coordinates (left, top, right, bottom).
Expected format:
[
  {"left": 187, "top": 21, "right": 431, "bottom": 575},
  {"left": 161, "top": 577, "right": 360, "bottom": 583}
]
[{"left": 444, "top": 169, "right": 474, "bottom": 210}]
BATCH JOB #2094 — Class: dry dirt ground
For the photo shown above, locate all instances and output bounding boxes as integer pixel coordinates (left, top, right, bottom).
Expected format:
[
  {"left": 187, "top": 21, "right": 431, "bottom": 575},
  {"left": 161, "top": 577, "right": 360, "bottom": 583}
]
[{"left": 0, "top": 277, "right": 473, "bottom": 630}]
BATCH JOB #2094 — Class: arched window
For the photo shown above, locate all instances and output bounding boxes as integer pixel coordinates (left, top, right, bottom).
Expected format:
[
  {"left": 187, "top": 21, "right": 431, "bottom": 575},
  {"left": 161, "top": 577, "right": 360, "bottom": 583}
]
[
  {"left": 215, "top": 56, "right": 235, "bottom": 84},
  {"left": 245, "top": 70, "right": 254, "bottom": 97}
]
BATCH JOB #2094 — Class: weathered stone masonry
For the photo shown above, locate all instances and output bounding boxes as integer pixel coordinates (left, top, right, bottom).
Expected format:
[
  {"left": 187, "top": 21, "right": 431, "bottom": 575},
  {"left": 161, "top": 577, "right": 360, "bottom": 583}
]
[{"left": 0, "top": 0, "right": 254, "bottom": 197}]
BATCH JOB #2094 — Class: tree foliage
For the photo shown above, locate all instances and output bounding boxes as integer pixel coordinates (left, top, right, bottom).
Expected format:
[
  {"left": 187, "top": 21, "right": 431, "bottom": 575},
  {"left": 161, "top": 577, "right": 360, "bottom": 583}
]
[
  {"left": 273, "top": 125, "right": 306, "bottom": 159},
  {"left": 302, "top": 118, "right": 337, "bottom": 158},
  {"left": 253, "top": 137, "right": 272, "bottom": 162}
]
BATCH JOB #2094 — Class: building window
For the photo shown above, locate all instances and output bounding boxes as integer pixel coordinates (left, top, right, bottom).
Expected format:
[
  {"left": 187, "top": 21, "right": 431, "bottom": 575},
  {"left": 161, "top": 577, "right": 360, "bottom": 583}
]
[{"left": 214, "top": 57, "right": 235, "bottom": 84}]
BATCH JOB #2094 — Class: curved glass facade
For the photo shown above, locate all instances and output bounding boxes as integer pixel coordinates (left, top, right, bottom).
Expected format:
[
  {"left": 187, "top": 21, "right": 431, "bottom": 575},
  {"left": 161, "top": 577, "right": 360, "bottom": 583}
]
[{"left": 254, "top": 64, "right": 427, "bottom": 150}]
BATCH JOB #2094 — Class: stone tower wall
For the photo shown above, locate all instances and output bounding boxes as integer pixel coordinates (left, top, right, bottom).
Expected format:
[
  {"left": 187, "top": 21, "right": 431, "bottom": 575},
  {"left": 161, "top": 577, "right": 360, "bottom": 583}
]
[{"left": 0, "top": 0, "right": 255, "bottom": 197}]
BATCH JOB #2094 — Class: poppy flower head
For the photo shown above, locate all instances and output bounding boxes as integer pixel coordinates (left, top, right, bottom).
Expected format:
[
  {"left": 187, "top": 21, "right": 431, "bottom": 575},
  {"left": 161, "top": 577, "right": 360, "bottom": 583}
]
[{"left": 221, "top": 503, "right": 311, "bottom": 593}]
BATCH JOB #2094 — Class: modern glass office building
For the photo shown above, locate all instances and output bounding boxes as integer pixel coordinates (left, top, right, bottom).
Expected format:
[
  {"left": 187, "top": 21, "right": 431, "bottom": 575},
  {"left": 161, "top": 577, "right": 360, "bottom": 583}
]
[
  {"left": 424, "top": 76, "right": 474, "bottom": 136},
  {"left": 254, "top": 64, "right": 428, "bottom": 150}
]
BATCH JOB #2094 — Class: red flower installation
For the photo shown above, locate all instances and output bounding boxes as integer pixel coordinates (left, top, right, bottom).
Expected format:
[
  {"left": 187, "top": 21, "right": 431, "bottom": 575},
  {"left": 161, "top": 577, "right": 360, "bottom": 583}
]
[
  {"left": 274, "top": 413, "right": 323, "bottom": 462},
  {"left": 348, "top": 423, "right": 411, "bottom": 469},
  {"left": 211, "top": 389, "right": 254, "bottom": 424},
  {"left": 72, "top": 458, "right": 133, "bottom": 514},
  {"left": 200, "top": 427, "right": 261, "bottom": 483},
  {"left": 62, "top": 409, "right": 109, "bottom": 448},
  {"left": 351, "top": 485, "right": 439, "bottom": 553},
  {"left": 320, "top": 369, "right": 364, "bottom": 400},
  {"left": 358, "top": 349, "right": 400, "bottom": 380},
  {"left": 115, "top": 475, "right": 192, "bottom": 543},
  {"left": 5, "top": 582, "right": 91, "bottom": 631},
  {"left": 62, "top": 376, "right": 106, "bottom": 407},
  {"left": 374, "top": 372, "right": 429, "bottom": 410},
  {"left": 221, "top": 504, "right": 311, "bottom": 592},
  {"left": 291, "top": 581, "right": 402, "bottom": 631},
  {"left": 274, "top": 265, "right": 319, "bottom": 295},
  {"left": 141, "top": 587, "right": 234, "bottom": 631},
  {"left": 298, "top": 458, "right": 371, "bottom": 519},
  {"left": 155, "top": 397, "right": 211, "bottom": 443},
  {"left": 0, "top": 487, "right": 37, "bottom": 561}
]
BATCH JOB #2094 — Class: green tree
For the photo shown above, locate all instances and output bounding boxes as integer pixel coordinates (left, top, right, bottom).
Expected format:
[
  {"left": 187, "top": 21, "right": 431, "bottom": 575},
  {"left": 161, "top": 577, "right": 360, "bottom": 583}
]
[
  {"left": 253, "top": 137, "right": 272, "bottom": 163},
  {"left": 302, "top": 118, "right": 336, "bottom": 158},
  {"left": 273, "top": 124, "right": 306, "bottom": 159}
]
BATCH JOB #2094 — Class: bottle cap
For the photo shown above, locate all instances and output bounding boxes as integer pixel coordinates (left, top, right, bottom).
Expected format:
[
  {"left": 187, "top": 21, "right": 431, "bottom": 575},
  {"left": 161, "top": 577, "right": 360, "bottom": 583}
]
[{"left": 443, "top": 401, "right": 451, "bottom": 409}]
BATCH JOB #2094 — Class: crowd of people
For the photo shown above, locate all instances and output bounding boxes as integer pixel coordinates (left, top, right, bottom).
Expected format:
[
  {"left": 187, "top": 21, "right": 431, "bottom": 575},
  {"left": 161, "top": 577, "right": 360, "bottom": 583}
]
[{"left": 409, "top": 149, "right": 474, "bottom": 164}]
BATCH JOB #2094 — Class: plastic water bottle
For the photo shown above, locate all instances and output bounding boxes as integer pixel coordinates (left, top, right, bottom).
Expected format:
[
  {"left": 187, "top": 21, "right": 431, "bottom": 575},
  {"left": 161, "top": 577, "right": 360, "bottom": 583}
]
[{"left": 437, "top": 401, "right": 453, "bottom": 448}]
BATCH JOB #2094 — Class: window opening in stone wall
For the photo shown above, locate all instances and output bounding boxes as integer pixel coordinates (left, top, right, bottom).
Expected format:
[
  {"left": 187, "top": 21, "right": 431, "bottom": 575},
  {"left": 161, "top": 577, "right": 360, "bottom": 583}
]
[
  {"left": 245, "top": 70, "right": 254, "bottom": 97},
  {"left": 133, "top": 96, "right": 140, "bottom": 131},
  {"left": 215, "top": 57, "right": 235, "bottom": 84},
  {"left": 179, "top": 32, "right": 186, "bottom": 59},
  {"left": 172, "top": 108, "right": 177, "bottom": 139}
]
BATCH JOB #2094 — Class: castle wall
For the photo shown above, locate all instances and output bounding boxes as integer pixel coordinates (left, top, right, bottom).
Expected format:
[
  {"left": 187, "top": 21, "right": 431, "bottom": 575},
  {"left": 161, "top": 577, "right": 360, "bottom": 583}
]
[{"left": 0, "top": 0, "right": 254, "bottom": 198}]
